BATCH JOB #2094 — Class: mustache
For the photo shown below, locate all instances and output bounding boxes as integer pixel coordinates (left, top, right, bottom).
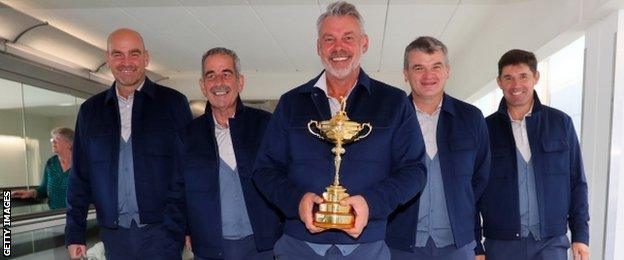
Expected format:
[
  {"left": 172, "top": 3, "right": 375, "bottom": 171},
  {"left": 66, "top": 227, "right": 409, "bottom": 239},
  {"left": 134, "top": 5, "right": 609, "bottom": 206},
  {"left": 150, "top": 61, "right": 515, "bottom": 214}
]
[
  {"left": 210, "top": 85, "right": 231, "bottom": 93},
  {"left": 116, "top": 65, "right": 137, "bottom": 71},
  {"left": 329, "top": 50, "right": 350, "bottom": 59}
]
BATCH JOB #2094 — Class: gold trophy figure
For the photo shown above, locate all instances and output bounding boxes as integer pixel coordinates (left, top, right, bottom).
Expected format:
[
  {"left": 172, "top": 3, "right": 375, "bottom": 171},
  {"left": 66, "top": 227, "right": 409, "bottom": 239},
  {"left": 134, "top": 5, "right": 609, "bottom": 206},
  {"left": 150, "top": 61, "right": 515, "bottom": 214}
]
[{"left": 307, "top": 97, "right": 372, "bottom": 229}]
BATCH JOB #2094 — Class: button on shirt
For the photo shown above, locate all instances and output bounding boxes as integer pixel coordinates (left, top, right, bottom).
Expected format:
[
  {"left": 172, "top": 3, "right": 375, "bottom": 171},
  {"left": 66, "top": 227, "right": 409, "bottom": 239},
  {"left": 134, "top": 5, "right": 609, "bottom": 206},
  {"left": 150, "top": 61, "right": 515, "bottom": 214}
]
[{"left": 116, "top": 82, "right": 144, "bottom": 141}]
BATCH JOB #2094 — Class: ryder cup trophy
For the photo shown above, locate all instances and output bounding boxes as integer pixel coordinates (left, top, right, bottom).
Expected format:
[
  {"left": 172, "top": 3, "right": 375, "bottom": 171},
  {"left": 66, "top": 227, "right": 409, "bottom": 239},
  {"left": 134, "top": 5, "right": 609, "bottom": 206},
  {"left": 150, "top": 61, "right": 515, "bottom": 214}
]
[{"left": 307, "top": 97, "right": 372, "bottom": 229}]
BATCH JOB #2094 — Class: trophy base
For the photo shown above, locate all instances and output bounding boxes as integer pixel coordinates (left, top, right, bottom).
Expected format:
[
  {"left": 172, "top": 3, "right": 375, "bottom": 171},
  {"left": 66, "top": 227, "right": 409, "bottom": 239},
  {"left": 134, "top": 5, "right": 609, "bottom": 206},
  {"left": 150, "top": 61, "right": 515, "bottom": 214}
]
[
  {"left": 314, "top": 212, "right": 354, "bottom": 229},
  {"left": 313, "top": 185, "right": 355, "bottom": 230}
]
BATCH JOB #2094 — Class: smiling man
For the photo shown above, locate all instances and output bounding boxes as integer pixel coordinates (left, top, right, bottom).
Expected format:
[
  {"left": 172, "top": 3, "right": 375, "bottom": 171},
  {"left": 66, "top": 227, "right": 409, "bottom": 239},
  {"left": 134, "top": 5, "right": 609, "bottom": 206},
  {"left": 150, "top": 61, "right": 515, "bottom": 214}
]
[
  {"left": 65, "top": 28, "right": 192, "bottom": 259},
  {"left": 162, "top": 47, "right": 282, "bottom": 260},
  {"left": 386, "top": 36, "right": 491, "bottom": 260},
  {"left": 478, "top": 49, "right": 590, "bottom": 260},
  {"left": 252, "top": 2, "right": 427, "bottom": 260}
]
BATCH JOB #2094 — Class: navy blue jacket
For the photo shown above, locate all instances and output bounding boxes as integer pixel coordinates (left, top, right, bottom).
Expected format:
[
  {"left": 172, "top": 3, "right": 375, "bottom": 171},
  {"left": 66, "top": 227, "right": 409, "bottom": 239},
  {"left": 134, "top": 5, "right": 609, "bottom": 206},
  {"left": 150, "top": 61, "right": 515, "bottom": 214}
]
[
  {"left": 65, "top": 78, "right": 192, "bottom": 245},
  {"left": 477, "top": 92, "right": 589, "bottom": 253},
  {"left": 253, "top": 69, "right": 427, "bottom": 244},
  {"left": 163, "top": 100, "right": 282, "bottom": 259},
  {"left": 386, "top": 94, "right": 491, "bottom": 252}
]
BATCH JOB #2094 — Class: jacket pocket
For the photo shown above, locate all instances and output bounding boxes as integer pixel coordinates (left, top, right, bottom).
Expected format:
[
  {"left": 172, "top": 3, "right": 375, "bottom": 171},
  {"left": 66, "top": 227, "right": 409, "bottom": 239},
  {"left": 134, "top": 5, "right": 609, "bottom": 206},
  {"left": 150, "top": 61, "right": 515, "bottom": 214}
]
[{"left": 541, "top": 140, "right": 569, "bottom": 174}]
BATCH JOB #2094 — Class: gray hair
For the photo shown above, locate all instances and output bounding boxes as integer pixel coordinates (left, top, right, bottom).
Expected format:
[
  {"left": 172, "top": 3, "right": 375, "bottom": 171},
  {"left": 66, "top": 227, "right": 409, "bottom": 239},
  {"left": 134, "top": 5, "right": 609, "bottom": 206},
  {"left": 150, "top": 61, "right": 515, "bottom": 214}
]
[
  {"left": 200, "top": 47, "right": 241, "bottom": 77},
  {"left": 404, "top": 36, "right": 449, "bottom": 69},
  {"left": 51, "top": 127, "right": 74, "bottom": 143},
  {"left": 316, "top": 1, "right": 366, "bottom": 35}
]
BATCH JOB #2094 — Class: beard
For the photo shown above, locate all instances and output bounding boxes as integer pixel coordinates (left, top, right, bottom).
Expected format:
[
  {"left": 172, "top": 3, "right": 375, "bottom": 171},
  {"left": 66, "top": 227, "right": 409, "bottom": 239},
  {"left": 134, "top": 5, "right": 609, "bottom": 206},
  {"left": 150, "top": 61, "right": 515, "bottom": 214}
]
[{"left": 322, "top": 50, "right": 361, "bottom": 79}]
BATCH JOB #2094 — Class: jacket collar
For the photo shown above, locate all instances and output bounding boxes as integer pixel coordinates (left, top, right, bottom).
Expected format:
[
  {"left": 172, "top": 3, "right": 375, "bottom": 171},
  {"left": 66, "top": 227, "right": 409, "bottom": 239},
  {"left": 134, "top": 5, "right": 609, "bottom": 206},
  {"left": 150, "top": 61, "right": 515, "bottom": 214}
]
[
  {"left": 203, "top": 97, "right": 245, "bottom": 126},
  {"left": 298, "top": 68, "right": 372, "bottom": 95},
  {"left": 496, "top": 90, "right": 543, "bottom": 117},
  {"left": 105, "top": 76, "right": 156, "bottom": 104},
  {"left": 407, "top": 92, "right": 455, "bottom": 116}
]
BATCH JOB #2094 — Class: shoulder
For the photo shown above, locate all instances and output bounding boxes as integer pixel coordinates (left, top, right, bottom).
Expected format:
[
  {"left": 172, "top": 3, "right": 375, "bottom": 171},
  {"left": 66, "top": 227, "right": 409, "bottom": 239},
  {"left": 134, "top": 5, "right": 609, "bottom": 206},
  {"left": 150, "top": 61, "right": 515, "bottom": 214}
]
[{"left": 154, "top": 83, "right": 189, "bottom": 103}]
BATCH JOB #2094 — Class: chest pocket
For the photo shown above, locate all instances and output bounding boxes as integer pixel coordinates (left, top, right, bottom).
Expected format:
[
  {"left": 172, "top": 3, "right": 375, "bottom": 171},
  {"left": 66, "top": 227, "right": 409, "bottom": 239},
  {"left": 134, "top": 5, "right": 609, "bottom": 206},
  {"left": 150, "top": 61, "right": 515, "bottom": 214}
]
[
  {"left": 449, "top": 138, "right": 477, "bottom": 176},
  {"left": 541, "top": 140, "right": 570, "bottom": 175},
  {"left": 490, "top": 147, "right": 513, "bottom": 179}
]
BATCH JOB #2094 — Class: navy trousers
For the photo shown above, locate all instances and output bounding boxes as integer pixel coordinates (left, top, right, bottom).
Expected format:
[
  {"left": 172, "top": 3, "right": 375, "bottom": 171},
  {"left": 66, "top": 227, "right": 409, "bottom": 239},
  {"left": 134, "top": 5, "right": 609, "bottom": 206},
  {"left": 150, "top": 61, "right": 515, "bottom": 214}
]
[
  {"left": 484, "top": 235, "right": 570, "bottom": 260},
  {"left": 273, "top": 234, "right": 390, "bottom": 260},
  {"left": 99, "top": 221, "right": 167, "bottom": 260},
  {"left": 194, "top": 235, "right": 273, "bottom": 260},
  {"left": 390, "top": 238, "right": 476, "bottom": 260}
]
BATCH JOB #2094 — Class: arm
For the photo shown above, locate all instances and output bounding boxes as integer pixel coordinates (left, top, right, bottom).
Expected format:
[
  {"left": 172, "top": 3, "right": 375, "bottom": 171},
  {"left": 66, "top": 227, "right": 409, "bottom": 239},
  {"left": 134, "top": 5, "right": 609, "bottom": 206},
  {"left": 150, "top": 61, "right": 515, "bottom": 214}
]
[
  {"left": 65, "top": 108, "right": 92, "bottom": 247},
  {"left": 34, "top": 160, "right": 52, "bottom": 200},
  {"left": 567, "top": 118, "right": 589, "bottom": 245},
  {"left": 162, "top": 133, "right": 187, "bottom": 259},
  {"left": 473, "top": 113, "right": 491, "bottom": 255},
  {"left": 360, "top": 98, "right": 427, "bottom": 220},
  {"left": 252, "top": 98, "right": 307, "bottom": 219}
]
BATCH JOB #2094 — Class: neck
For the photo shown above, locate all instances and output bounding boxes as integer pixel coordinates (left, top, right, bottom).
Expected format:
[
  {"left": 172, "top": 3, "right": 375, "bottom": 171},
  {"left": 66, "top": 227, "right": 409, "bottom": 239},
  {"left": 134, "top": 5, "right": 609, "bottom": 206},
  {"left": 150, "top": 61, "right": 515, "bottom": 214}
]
[
  {"left": 57, "top": 151, "right": 71, "bottom": 163},
  {"left": 212, "top": 106, "right": 236, "bottom": 128},
  {"left": 413, "top": 94, "right": 443, "bottom": 115},
  {"left": 507, "top": 100, "right": 533, "bottom": 121},
  {"left": 326, "top": 69, "right": 359, "bottom": 99},
  {"left": 116, "top": 78, "right": 145, "bottom": 99}
]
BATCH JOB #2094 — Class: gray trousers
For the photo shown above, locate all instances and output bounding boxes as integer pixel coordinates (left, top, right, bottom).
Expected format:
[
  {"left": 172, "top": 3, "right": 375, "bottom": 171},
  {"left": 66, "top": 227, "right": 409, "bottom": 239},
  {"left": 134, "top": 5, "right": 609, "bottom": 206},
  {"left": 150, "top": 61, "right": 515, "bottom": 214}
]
[
  {"left": 390, "top": 238, "right": 476, "bottom": 260},
  {"left": 274, "top": 234, "right": 390, "bottom": 260},
  {"left": 484, "top": 235, "right": 570, "bottom": 260}
]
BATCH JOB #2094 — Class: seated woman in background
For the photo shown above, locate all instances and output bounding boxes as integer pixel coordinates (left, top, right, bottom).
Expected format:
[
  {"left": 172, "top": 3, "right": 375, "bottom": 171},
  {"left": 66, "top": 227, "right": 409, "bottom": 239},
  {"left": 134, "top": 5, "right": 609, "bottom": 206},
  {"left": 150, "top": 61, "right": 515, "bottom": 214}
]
[{"left": 11, "top": 127, "right": 74, "bottom": 210}]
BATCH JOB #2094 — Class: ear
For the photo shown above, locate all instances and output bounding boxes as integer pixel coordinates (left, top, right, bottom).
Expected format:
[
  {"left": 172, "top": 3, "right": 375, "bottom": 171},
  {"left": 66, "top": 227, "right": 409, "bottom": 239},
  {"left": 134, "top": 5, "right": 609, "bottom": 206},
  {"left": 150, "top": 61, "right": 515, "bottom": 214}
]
[
  {"left": 317, "top": 38, "right": 322, "bottom": 57},
  {"left": 534, "top": 71, "right": 540, "bottom": 83},
  {"left": 361, "top": 34, "right": 369, "bottom": 54},
  {"left": 144, "top": 50, "right": 150, "bottom": 67},
  {"left": 403, "top": 69, "right": 409, "bottom": 82},
  {"left": 237, "top": 74, "right": 245, "bottom": 93},
  {"left": 199, "top": 78, "right": 208, "bottom": 98},
  {"left": 496, "top": 77, "right": 503, "bottom": 88}
]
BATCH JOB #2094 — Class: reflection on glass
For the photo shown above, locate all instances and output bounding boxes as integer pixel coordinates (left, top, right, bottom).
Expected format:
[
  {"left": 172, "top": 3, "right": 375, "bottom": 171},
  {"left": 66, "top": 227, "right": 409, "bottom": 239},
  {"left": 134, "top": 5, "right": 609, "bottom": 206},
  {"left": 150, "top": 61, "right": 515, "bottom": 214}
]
[{"left": 0, "top": 77, "right": 27, "bottom": 189}]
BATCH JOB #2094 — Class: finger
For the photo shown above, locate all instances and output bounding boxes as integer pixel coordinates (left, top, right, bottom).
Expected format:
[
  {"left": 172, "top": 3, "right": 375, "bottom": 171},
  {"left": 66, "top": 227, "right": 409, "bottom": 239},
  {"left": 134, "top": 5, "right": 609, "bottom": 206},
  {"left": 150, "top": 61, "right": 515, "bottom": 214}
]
[{"left": 312, "top": 195, "right": 324, "bottom": 204}]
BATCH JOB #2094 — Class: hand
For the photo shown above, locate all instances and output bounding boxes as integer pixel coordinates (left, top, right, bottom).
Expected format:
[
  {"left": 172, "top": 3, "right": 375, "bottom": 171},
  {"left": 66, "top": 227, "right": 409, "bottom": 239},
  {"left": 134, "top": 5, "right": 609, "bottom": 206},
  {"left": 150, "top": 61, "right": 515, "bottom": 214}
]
[
  {"left": 299, "top": 192, "right": 325, "bottom": 233},
  {"left": 340, "top": 195, "right": 369, "bottom": 238},
  {"left": 11, "top": 190, "right": 35, "bottom": 199},
  {"left": 475, "top": 255, "right": 485, "bottom": 260},
  {"left": 67, "top": 244, "right": 86, "bottom": 259},
  {"left": 185, "top": 235, "right": 192, "bottom": 251},
  {"left": 572, "top": 242, "right": 589, "bottom": 260}
]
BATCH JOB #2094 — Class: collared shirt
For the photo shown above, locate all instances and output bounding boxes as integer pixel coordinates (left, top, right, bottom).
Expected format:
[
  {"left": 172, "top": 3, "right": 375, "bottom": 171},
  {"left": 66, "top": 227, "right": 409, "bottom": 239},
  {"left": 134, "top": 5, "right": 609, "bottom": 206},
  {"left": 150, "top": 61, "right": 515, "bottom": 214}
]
[
  {"left": 213, "top": 114, "right": 237, "bottom": 170},
  {"left": 313, "top": 72, "right": 356, "bottom": 115},
  {"left": 414, "top": 101, "right": 442, "bottom": 159},
  {"left": 508, "top": 106, "right": 532, "bottom": 162},
  {"left": 116, "top": 82, "right": 144, "bottom": 141}
]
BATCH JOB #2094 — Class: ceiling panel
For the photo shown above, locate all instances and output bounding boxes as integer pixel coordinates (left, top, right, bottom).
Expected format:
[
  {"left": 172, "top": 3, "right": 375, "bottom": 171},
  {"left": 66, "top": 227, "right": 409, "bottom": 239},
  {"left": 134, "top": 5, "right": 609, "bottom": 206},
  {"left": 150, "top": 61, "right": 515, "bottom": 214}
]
[{"left": 380, "top": 3, "right": 457, "bottom": 71}]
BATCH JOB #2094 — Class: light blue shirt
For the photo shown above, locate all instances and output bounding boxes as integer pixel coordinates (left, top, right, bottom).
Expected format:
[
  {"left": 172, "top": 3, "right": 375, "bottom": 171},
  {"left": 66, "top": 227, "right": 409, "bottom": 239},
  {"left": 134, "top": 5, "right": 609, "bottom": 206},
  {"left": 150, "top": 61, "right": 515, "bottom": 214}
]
[
  {"left": 517, "top": 149, "right": 541, "bottom": 240},
  {"left": 219, "top": 158, "right": 254, "bottom": 240},
  {"left": 415, "top": 154, "right": 454, "bottom": 247},
  {"left": 117, "top": 136, "right": 142, "bottom": 228}
]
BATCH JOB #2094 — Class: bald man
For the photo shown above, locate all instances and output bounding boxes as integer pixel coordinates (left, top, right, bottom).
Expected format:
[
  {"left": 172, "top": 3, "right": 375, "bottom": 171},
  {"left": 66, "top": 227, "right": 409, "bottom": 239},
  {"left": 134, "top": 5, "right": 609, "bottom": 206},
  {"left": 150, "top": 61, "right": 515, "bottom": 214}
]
[{"left": 65, "top": 28, "right": 192, "bottom": 259}]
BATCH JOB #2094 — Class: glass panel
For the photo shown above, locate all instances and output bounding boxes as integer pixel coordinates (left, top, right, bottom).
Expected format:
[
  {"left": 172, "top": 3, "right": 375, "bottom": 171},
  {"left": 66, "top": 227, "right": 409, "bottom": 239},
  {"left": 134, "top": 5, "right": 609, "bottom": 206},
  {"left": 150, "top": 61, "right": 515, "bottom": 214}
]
[
  {"left": 0, "top": 78, "right": 27, "bottom": 189},
  {"left": 17, "top": 84, "right": 79, "bottom": 214}
]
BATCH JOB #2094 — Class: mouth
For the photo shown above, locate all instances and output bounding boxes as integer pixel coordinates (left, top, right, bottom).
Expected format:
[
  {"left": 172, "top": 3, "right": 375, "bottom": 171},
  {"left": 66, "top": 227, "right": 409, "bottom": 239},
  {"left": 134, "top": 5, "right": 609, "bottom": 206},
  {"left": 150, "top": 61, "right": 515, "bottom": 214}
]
[
  {"left": 511, "top": 89, "right": 525, "bottom": 96},
  {"left": 329, "top": 51, "right": 351, "bottom": 63},
  {"left": 210, "top": 86, "right": 231, "bottom": 97},
  {"left": 117, "top": 66, "right": 137, "bottom": 74}
]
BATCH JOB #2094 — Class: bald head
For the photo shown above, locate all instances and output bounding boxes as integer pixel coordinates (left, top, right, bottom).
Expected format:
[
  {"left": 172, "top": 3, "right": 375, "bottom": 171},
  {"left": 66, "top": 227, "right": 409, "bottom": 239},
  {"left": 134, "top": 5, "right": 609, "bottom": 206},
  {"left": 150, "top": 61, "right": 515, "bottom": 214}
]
[
  {"left": 106, "top": 28, "right": 150, "bottom": 90},
  {"left": 107, "top": 28, "right": 146, "bottom": 53}
]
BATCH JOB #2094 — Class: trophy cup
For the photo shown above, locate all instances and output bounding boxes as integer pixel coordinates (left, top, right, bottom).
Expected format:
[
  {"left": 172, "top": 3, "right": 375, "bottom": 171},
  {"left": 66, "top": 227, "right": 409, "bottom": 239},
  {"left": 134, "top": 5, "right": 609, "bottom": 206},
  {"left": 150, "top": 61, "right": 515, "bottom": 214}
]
[{"left": 307, "top": 97, "right": 372, "bottom": 229}]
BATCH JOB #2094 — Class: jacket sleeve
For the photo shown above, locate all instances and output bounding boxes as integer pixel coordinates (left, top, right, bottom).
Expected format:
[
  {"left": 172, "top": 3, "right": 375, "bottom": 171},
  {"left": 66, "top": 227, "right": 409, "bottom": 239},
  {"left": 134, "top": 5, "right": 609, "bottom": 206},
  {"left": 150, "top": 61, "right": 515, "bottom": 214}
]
[
  {"left": 473, "top": 112, "right": 491, "bottom": 255},
  {"left": 360, "top": 98, "right": 427, "bottom": 220},
  {"left": 162, "top": 133, "right": 187, "bottom": 259},
  {"left": 252, "top": 97, "right": 307, "bottom": 219},
  {"left": 567, "top": 117, "right": 589, "bottom": 245},
  {"left": 65, "top": 107, "right": 92, "bottom": 246}
]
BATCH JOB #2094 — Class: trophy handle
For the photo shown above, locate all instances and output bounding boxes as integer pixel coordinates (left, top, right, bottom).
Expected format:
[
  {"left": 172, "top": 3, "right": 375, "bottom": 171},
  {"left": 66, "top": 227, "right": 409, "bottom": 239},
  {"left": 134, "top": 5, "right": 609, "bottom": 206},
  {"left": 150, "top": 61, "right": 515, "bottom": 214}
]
[
  {"left": 353, "top": 123, "right": 372, "bottom": 141},
  {"left": 307, "top": 120, "right": 324, "bottom": 140}
]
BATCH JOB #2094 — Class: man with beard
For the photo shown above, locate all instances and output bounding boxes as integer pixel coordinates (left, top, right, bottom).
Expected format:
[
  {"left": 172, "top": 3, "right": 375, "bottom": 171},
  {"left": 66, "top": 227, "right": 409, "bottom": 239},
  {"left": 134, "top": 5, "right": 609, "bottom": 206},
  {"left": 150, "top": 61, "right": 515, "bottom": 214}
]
[
  {"left": 386, "top": 36, "right": 490, "bottom": 260},
  {"left": 477, "top": 49, "right": 589, "bottom": 260},
  {"left": 252, "top": 2, "right": 427, "bottom": 259},
  {"left": 162, "top": 47, "right": 282, "bottom": 260},
  {"left": 65, "top": 28, "right": 192, "bottom": 259}
]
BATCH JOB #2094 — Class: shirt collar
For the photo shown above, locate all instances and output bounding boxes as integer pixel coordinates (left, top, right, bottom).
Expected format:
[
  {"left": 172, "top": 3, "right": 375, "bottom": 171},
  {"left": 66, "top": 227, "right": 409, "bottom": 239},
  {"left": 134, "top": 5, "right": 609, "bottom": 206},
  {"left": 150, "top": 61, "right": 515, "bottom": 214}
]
[{"left": 313, "top": 71, "right": 357, "bottom": 99}]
